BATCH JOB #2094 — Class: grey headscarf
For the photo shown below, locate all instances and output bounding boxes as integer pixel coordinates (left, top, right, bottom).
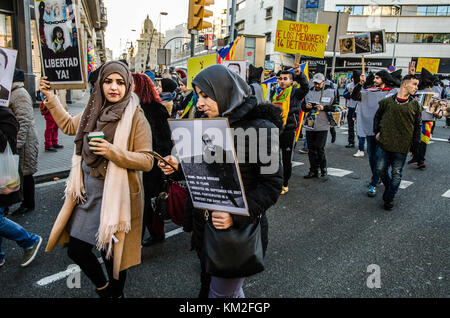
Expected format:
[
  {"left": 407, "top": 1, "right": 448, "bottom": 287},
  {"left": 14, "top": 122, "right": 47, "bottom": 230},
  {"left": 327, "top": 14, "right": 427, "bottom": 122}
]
[{"left": 192, "top": 64, "right": 251, "bottom": 116}]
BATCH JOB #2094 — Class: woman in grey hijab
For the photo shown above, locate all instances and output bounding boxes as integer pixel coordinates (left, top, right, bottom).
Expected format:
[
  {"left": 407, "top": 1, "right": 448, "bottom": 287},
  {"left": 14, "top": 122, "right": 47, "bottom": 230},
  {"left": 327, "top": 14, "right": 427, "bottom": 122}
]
[{"left": 160, "top": 64, "right": 283, "bottom": 298}]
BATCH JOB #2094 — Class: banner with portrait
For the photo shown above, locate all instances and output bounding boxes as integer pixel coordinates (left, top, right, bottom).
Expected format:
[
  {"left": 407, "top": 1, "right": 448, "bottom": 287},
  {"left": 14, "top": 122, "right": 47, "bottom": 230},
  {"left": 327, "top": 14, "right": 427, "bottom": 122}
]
[
  {"left": 168, "top": 118, "right": 249, "bottom": 216},
  {"left": 0, "top": 47, "right": 17, "bottom": 107},
  {"left": 34, "top": 0, "right": 86, "bottom": 89},
  {"left": 339, "top": 30, "right": 385, "bottom": 55}
]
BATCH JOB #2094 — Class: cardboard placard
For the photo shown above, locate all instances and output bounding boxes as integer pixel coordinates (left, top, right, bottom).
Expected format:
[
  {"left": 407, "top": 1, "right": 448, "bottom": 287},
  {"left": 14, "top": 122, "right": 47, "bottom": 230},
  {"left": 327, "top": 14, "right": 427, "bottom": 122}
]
[
  {"left": 274, "top": 20, "right": 329, "bottom": 59},
  {"left": 416, "top": 58, "right": 440, "bottom": 74},
  {"left": 222, "top": 60, "right": 247, "bottom": 81},
  {"left": 34, "top": 0, "right": 86, "bottom": 89},
  {"left": 187, "top": 54, "right": 217, "bottom": 89},
  {"left": 168, "top": 118, "right": 249, "bottom": 216},
  {"left": 339, "top": 30, "right": 385, "bottom": 55},
  {"left": 0, "top": 47, "right": 17, "bottom": 106}
]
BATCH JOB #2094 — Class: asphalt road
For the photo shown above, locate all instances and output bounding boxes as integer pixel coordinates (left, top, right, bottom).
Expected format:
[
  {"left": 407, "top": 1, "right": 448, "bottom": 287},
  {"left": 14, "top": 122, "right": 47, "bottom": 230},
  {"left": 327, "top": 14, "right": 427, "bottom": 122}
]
[{"left": 1, "top": 123, "right": 449, "bottom": 299}]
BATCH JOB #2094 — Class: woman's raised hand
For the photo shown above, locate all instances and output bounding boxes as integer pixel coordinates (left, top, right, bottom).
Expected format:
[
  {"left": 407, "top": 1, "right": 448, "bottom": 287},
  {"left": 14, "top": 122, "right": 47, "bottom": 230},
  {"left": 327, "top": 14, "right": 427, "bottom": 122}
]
[{"left": 39, "top": 76, "right": 55, "bottom": 101}]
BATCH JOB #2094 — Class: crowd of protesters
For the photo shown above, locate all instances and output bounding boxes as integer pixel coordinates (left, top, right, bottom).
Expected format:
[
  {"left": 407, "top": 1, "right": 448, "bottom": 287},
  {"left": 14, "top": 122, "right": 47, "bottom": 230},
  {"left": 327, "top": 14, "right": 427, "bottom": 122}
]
[{"left": 0, "top": 57, "right": 448, "bottom": 298}]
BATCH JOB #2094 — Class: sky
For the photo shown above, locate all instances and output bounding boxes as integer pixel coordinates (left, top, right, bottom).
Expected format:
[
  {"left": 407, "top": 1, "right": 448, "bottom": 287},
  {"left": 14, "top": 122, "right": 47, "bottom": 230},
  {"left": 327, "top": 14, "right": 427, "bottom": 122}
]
[{"left": 104, "top": 0, "right": 227, "bottom": 59}]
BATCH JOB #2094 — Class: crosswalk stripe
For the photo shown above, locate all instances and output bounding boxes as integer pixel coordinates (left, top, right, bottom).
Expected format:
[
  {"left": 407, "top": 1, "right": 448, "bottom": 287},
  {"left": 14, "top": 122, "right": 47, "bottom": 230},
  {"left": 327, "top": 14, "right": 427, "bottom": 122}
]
[
  {"left": 327, "top": 168, "right": 353, "bottom": 177},
  {"left": 442, "top": 189, "right": 450, "bottom": 198},
  {"left": 292, "top": 161, "right": 304, "bottom": 167},
  {"left": 431, "top": 137, "right": 448, "bottom": 142},
  {"left": 399, "top": 180, "right": 413, "bottom": 189}
]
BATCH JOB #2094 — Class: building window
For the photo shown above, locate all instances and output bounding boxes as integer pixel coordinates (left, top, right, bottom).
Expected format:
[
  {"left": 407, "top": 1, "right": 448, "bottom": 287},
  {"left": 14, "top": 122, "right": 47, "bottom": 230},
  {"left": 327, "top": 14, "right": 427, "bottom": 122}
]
[
  {"left": 237, "top": 1, "right": 246, "bottom": 11},
  {"left": 413, "top": 33, "right": 450, "bottom": 43},
  {"left": 266, "top": 7, "right": 273, "bottom": 19},
  {"left": 417, "top": 5, "right": 449, "bottom": 16},
  {"left": 235, "top": 20, "right": 245, "bottom": 31},
  {"left": 0, "top": 14, "right": 13, "bottom": 48},
  {"left": 283, "top": 8, "right": 297, "bottom": 21},
  {"left": 265, "top": 32, "right": 271, "bottom": 42},
  {"left": 385, "top": 33, "right": 398, "bottom": 43},
  {"left": 336, "top": 6, "right": 345, "bottom": 12},
  {"left": 336, "top": 5, "right": 401, "bottom": 16}
]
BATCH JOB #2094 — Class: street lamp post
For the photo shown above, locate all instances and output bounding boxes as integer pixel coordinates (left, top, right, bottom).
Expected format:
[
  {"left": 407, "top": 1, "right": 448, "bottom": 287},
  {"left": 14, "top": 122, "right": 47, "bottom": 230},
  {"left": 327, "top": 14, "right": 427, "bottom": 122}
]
[
  {"left": 159, "top": 12, "right": 168, "bottom": 49},
  {"left": 392, "top": 5, "right": 401, "bottom": 67}
]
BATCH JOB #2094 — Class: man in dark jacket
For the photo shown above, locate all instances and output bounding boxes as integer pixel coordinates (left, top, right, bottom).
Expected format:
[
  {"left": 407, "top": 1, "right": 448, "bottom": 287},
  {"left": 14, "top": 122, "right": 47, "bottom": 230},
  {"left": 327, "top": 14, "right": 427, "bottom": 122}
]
[
  {"left": 374, "top": 74, "right": 422, "bottom": 211},
  {"left": 272, "top": 69, "right": 308, "bottom": 194},
  {"left": 302, "top": 73, "right": 339, "bottom": 178},
  {"left": 0, "top": 106, "right": 42, "bottom": 267}
]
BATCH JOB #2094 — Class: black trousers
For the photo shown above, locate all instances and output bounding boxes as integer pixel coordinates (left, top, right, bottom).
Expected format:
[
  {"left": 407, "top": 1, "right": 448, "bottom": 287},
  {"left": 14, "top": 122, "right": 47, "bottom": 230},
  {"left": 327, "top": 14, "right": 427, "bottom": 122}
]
[
  {"left": 280, "top": 129, "right": 296, "bottom": 187},
  {"left": 67, "top": 236, "right": 127, "bottom": 296},
  {"left": 347, "top": 107, "right": 356, "bottom": 144},
  {"left": 21, "top": 174, "right": 35, "bottom": 209},
  {"left": 306, "top": 130, "right": 328, "bottom": 172}
]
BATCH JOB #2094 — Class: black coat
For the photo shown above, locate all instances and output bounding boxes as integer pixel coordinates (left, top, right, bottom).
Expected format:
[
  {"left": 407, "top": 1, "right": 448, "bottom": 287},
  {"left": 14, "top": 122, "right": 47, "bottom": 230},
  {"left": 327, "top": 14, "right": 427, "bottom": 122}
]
[
  {"left": 141, "top": 101, "right": 173, "bottom": 198},
  {"left": 183, "top": 97, "right": 284, "bottom": 256},
  {"left": 0, "top": 106, "right": 21, "bottom": 207}
]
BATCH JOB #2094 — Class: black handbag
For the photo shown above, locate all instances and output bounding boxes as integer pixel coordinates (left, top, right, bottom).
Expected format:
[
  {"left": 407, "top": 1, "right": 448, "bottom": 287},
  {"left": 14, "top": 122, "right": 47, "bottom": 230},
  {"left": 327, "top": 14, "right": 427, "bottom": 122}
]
[{"left": 204, "top": 214, "right": 264, "bottom": 279}]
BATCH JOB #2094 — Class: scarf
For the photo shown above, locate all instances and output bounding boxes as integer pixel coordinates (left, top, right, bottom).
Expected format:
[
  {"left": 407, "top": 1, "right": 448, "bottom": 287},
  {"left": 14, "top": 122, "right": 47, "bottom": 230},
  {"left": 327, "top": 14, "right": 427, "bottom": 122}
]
[
  {"left": 65, "top": 93, "right": 139, "bottom": 258},
  {"left": 74, "top": 61, "right": 133, "bottom": 178},
  {"left": 272, "top": 85, "right": 293, "bottom": 126}
]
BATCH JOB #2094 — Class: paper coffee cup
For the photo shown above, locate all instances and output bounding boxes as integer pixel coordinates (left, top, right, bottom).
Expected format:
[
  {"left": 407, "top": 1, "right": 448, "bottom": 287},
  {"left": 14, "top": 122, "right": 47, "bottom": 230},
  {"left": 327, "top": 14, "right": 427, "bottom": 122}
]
[{"left": 88, "top": 131, "right": 105, "bottom": 141}]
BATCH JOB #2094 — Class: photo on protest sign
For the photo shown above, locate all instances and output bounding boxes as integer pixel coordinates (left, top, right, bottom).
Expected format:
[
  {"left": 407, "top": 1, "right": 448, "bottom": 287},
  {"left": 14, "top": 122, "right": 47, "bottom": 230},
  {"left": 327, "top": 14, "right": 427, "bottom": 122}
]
[
  {"left": 222, "top": 60, "right": 247, "bottom": 81},
  {"left": 168, "top": 118, "right": 249, "bottom": 216},
  {"left": 354, "top": 33, "right": 371, "bottom": 55},
  {"left": 415, "top": 91, "right": 439, "bottom": 109},
  {"left": 34, "top": 0, "right": 86, "bottom": 88},
  {"left": 424, "top": 97, "right": 448, "bottom": 115},
  {"left": 370, "top": 30, "right": 385, "bottom": 54},
  {"left": 339, "top": 35, "right": 355, "bottom": 55},
  {"left": 0, "top": 47, "right": 17, "bottom": 106}
]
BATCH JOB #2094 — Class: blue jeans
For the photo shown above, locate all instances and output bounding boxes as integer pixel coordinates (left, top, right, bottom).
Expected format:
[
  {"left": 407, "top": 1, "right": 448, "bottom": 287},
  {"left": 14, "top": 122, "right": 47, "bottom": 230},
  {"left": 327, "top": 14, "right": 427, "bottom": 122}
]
[
  {"left": 366, "top": 136, "right": 380, "bottom": 187},
  {"left": 376, "top": 149, "right": 407, "bottom": 202},
  {"left": 0, "top": 206, "right": 39, "bottom": 258},
  {"left": 358, "top": 136, "right": 366, "bottom": 151}
]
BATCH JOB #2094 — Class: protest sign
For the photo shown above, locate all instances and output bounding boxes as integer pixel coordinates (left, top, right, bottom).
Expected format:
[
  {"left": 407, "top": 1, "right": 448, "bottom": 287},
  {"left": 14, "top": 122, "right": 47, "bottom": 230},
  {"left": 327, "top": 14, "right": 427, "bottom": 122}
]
[
  {"left": 222, "top": 60, "right": 247, "bottom": 81},
  {"left": 168, "top": 118, "right": 249, "bottom": 216},
  {"left": 339, "top": 30, "right": 385, "bottom": 55},
  {"left": 416, "top": 58, "right": 440, "bottom": 74},
  {"left": 274, "top": 20, "right": 329, "bottom": 59},
  {"left": 34, "top": 0, "right": 86, "bottom": 89},
  {"left": 0, "top": 47, "right": 17, "bottom": 106},
  {"left": 187, "top": 53, "right": 217, "bottom": 89}
]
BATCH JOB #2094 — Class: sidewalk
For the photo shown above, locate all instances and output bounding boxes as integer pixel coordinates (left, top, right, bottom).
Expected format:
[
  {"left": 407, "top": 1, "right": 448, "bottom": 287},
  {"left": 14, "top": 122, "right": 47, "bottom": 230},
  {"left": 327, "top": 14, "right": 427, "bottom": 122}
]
[{"left": 34, "top": 93, "right": 89, "bottom": 183}]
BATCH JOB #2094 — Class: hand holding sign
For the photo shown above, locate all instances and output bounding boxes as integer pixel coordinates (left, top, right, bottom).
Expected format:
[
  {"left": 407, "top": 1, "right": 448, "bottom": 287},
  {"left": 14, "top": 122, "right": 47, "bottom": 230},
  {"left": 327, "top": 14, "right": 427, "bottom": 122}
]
[{"left": 39, "top": 76, "right": 56, "bottom": 101}]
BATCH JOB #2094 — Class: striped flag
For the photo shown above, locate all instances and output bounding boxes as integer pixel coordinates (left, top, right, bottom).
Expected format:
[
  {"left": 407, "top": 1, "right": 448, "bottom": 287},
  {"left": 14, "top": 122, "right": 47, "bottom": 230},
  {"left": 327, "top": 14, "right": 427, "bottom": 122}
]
[
  {"left": 421, "top": 121, "right": 433, "bottom": 144},
  {"left": 217, "top": 36, "right": 243, "bottom": 63}
]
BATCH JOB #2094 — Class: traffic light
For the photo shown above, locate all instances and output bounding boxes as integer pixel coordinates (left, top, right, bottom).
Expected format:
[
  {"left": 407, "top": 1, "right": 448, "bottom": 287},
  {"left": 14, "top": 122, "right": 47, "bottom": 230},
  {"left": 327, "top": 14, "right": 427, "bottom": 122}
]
[{"left": 187, "top": 0, "right": 214, "bottom": 31}]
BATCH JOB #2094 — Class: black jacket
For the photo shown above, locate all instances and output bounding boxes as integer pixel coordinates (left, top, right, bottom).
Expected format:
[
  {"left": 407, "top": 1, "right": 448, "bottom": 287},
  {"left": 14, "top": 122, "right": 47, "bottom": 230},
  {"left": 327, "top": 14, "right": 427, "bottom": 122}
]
[
  {"left": 183, "top": 97, "right": 283, "bottom": 256},
  {"left": 0, "top": 106, "right": 21, "bottom": 207},
  {"left": 141, "top": 101, "right": 173, "bottom": 198}
]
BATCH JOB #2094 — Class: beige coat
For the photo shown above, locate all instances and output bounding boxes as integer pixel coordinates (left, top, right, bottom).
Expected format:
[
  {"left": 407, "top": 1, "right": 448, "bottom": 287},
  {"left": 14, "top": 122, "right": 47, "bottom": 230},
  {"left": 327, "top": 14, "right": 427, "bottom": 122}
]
[
  {"left": 9, "top": 83, "right": 39, "bottom": 176},
  {"left": 44, "top": 94, "right": 153, "bottom": 278}
]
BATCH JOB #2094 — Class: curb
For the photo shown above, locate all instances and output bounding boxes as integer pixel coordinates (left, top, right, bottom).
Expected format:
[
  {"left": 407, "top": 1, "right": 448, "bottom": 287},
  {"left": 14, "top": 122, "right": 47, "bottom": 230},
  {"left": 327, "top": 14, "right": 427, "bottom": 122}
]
[{"left": 35, "top": 170, "right": 70, "bottom": 184}]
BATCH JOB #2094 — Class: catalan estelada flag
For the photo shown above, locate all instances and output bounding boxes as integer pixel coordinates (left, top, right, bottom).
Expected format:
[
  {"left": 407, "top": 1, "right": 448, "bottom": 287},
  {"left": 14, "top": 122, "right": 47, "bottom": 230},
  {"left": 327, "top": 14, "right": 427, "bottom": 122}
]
[
  {"left": 421, "top": 121, "right": 433, "bottom": 144},
  {"left": 217, "top": 36, "right": 243, "bottom": 63}
]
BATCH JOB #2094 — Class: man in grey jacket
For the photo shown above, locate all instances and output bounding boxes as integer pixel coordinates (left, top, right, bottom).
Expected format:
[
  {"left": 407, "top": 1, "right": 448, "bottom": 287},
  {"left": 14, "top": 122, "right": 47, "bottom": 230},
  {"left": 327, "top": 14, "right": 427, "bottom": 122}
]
[{"left": 302, "top": 73, "right": 339, "bottom": 178}]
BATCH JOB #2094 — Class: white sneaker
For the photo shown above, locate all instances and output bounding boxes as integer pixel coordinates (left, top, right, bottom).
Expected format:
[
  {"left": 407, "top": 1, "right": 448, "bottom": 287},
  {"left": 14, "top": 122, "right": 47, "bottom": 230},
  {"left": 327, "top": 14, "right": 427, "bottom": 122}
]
[{"left": 353, "top": 150, "right": 364, "bottom": 158}]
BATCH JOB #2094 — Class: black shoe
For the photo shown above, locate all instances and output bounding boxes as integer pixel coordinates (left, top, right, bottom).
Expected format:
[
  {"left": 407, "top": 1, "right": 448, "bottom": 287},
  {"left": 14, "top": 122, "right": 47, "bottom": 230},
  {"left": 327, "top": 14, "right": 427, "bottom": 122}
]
[
  {"left": 45, "top": 147, "right": 57, "bottom": 152},
  {"left": 331, "top": 135, "right": 336, "bottom": 143},
  {"left": 8, "top": 206, "right": 34, "bottom": 216},
  {"left": 320, "top": 169, "right": 327, "bottom": 177},
  {"left": 345, "top": 143, "right": 355, "bottom": 148},
  {"left": 384, "top": 200, "right": 394, "bottom": 211},
  {"left": 304, "top": 171, "right": 319, "bottom": 179},
  {"left": 53, "top": 144, "right": 64, "bottom": 149},
  {"left": 142, "top": 236, "right": 165, "bottom": 247}
]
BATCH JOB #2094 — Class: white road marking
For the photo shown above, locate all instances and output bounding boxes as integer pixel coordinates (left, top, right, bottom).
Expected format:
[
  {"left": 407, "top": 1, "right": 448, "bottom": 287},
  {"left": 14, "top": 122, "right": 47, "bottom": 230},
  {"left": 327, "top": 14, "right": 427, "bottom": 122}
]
[
  {"left": 292, "top": 161, "right": 304, "bottom": 167},
  {"left": 399, "top": 181, "right": 413, "bottom": 189},
  {"left": 327, "top": 168, "right": 353, "bottom": 177},
  {"left": 341, "top": 131, "right": 348, "bottom": 135},
  {"left": 431, "top": 137, "right": 448, "bottom": 142},
  {"left": 428, "top": 141, "right": 435, "bottom": 144},
  {"left": 442, "top": 189, "right": 450, "bottom": 198},
  {"left": 36, "top": 227, "right": 184, "bottom": 287}
]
